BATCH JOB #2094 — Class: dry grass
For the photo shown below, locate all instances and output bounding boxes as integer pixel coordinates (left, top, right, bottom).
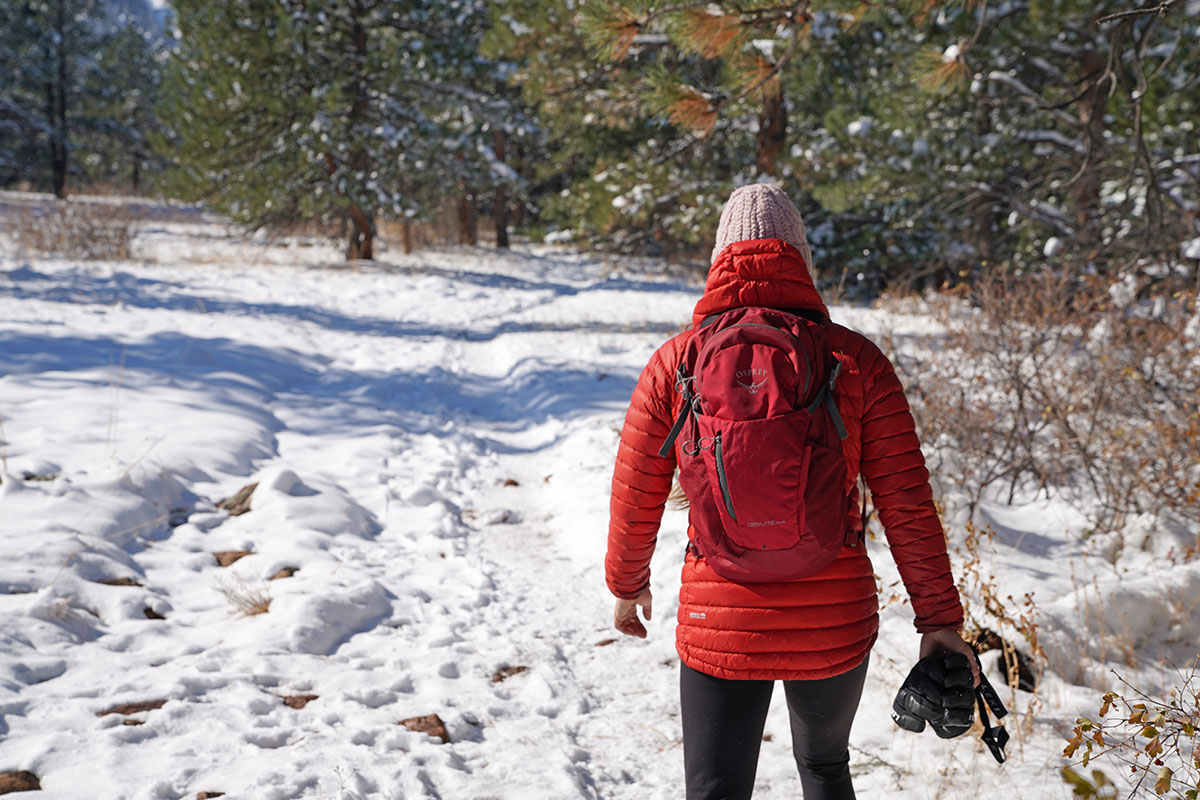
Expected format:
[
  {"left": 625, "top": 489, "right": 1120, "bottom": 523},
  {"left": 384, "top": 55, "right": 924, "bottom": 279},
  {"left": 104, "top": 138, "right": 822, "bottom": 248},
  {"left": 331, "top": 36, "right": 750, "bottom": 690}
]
[
  {"left": 218, "top": 575, "right": 272, "bottom": 617},
  {"left": 13, "top": 201, "right": 136, "bottom": 260}
]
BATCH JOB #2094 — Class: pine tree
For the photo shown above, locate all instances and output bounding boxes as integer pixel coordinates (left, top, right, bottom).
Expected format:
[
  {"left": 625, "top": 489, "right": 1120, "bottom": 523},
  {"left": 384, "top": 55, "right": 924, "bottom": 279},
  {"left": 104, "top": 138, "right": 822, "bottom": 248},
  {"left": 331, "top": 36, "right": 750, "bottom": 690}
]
[
  {"left": 0, "top": 0, "right": 110, "bottom": 196},
  {"left": 488, "top": 0, "right": 772, "bottom": 258},
  {"left": 161, "top": 0, "right": 517, "bottom": 260},
  {"left": 803, "top": 1, "right": 1200, "bottom": 281},
  {"left": 84, "top": 19, "right": 164, "bottom": 192}
]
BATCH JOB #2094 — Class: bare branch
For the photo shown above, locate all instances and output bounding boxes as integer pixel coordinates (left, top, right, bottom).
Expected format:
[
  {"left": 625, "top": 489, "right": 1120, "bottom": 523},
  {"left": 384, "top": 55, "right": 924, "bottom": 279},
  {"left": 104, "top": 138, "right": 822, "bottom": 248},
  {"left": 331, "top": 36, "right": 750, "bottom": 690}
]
[{"left": 1094, "top": 0, "right": 1180, "bottom": 25}]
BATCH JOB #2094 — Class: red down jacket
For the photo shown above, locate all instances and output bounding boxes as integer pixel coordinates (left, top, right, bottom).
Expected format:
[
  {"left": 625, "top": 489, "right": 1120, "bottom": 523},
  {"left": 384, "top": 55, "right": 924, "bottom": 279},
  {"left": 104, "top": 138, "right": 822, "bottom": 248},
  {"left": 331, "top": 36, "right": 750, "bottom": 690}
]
[{"left": 606, "top": 238, "right": 964, "bottom": 680}]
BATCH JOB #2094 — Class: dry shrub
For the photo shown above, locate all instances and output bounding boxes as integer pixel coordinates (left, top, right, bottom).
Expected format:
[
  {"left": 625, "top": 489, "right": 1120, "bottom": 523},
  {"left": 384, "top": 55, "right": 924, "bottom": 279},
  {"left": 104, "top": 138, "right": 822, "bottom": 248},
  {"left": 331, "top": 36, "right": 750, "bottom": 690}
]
[
  {"left": 1062, "top": 655, "right": 1200, "bottom": 799},
  {"left": 377, "top": 209, "right": 503, "bottom": 253},
  {"left": 901, "top": 271, "right": 1200, "bottom": 553},
  {"left": 954, "top": 518, "right": 1046, "bottom": 749},
  {"left": 14, "top": 201, "right": 135, "bottom": 260}
]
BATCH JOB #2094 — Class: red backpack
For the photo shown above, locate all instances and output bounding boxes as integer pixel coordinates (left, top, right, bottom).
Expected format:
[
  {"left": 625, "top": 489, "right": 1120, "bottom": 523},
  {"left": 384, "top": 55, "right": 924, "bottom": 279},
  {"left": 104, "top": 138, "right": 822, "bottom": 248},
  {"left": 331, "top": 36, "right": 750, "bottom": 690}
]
[{"left": 659, "top": 306, "right": 855, "bottom": 582}]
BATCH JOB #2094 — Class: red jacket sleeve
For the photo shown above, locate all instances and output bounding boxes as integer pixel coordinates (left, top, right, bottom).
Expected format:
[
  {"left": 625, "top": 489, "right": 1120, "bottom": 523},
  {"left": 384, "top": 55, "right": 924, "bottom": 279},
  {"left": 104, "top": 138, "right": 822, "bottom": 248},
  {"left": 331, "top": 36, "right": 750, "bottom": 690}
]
[
  {"left": 857, "top": 338, "right": 964, "bottom": 633},
  {"left": 605, "top": 337, "right": 684, "bottom": 599}
]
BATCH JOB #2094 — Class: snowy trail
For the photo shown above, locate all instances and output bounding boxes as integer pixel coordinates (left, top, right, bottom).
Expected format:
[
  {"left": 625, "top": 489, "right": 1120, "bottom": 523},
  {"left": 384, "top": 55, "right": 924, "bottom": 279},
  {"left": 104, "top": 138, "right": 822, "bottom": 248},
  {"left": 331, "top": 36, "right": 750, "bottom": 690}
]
[
  {"left": 6, "top": 226, "right": 1187, "bottom": 799},
  {"left": 0, "top": 239, "right": 708, "bottom": 799}
]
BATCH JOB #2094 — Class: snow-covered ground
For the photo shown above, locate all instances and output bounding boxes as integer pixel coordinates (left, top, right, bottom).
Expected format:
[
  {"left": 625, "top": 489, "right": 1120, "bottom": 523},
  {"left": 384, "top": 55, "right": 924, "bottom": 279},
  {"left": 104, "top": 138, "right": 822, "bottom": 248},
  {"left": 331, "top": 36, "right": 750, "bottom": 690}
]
[{"left": 0, "top": 201, "right": 1195, "bottom": 799}]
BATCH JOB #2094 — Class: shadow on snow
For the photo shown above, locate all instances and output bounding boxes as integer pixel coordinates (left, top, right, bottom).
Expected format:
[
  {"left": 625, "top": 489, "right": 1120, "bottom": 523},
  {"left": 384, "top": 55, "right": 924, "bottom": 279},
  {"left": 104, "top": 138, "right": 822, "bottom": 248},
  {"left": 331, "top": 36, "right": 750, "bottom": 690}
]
[
  {"left": 0, "top": 265, "right": 687, "bottom": 341},
  {"left": 0, "top": 330, "right": 638, "bottom": 455}
]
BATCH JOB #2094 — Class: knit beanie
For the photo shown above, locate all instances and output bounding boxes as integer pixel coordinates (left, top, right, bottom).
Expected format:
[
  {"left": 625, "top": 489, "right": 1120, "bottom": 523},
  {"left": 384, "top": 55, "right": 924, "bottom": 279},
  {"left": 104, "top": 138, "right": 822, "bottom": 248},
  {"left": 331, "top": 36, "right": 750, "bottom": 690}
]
[{"left": 711, "top": 183, "right": 813, "bottom": 271}]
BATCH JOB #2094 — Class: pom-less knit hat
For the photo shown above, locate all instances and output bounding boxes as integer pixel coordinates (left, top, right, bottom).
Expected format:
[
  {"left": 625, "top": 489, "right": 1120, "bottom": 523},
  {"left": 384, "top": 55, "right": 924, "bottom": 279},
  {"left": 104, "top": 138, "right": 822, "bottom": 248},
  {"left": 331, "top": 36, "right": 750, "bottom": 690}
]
[{"left": 711, "top": 183, "right": 813, "bottom": 271}]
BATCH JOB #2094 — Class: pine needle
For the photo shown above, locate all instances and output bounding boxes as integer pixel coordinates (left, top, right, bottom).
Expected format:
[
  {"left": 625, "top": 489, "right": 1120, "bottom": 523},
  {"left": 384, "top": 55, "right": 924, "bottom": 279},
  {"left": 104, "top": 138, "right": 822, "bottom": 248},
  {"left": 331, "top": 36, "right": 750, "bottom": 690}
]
[
  {"left": 919, "top": 46, "right": 971, "bottom": 91},
  {"left": 584, "top": 5, "right": 642, "bottom": 62},
  {"left": 746, "top": 56, "right": 779, "bottom": 96},
  {"left": 913, "top": 0, "right": 940, "bottom": 26},
  {"left": 666, "top": 89, "right": 718, "bottom": 133},
  {"left": 844, "top": 3, "right": 872, "bottom": 32},
  {"left": 678, "top": 9, "right": 742, "bottom": 60}
]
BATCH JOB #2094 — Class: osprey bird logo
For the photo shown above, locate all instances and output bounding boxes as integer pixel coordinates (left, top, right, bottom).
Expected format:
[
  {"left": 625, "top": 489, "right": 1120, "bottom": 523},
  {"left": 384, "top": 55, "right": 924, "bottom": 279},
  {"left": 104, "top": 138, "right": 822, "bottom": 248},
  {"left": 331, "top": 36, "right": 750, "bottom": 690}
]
[{"left": 735, "top": 368, "right": 768, "bottom": 394}]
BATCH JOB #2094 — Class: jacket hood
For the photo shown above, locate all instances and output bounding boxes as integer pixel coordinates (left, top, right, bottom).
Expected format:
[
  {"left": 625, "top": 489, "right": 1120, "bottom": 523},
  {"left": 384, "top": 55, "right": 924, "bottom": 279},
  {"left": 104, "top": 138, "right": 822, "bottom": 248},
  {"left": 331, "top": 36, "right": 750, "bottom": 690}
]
[{"left": 693, "top": 238, "right": 828, "bottom": 326}]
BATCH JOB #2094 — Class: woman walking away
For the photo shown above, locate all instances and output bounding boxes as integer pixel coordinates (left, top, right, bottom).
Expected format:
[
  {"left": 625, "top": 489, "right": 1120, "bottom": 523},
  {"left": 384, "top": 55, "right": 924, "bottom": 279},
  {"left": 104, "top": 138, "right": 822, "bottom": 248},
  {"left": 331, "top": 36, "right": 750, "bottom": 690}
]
[{"left": 605, "top": 183, "right": 978, "bottom": 800}]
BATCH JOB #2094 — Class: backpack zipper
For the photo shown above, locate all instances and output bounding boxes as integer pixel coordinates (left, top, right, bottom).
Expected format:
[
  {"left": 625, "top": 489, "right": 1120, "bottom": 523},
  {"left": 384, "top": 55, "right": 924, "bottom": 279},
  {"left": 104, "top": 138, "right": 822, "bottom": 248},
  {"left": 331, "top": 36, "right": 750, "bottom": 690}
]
[{"left": 713, "top": 432, "right": 737, "bottom": 521}]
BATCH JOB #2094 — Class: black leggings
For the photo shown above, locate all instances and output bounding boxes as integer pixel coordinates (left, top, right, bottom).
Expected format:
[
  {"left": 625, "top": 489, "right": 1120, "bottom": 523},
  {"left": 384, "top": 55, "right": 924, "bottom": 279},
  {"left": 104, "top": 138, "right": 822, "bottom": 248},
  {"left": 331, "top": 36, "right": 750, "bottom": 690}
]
[{"left": 680, "top": 658, "right": 868, "bottom": 800}]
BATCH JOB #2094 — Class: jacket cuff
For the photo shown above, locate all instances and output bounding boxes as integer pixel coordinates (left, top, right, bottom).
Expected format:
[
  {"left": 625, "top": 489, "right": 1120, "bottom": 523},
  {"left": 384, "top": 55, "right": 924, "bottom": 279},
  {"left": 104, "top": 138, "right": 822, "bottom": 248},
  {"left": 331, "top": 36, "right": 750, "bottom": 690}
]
[
  {"left": 914, "top": 616, "right": 965, "bottom": 634},
  {"left": 607, "top": 581, "right": 650, "bottom": 600}
]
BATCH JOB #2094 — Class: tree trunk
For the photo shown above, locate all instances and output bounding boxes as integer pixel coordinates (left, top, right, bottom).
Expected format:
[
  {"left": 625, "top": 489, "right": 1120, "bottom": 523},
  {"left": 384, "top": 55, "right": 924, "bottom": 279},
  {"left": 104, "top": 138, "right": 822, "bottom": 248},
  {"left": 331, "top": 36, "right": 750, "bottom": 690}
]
[
  {"left": 493, "top": 129, "right": 509, "bottom": 249},
  {"left": 512, "top": 141, "right": 526, "bottom": 228},
  {"left": 755, "top": 77, "right": 786, "bottom": 178},
  {"left": 347, "top": 203, "right": 374, "bottom": 260},
  {"left": 401, "top": 218, "right": 413, "bottom": 254},
  {"left": 1074, "top": 48, "right": 1108, "bottom": 265},
  {"left": 344, "top": 1, "right": 374, "bottom": 261},
  {"left": 457, "top": 188, "right": 477, "bottom": 245},
  {"left": 131, "top": 147, "right": 142, "bottom": 195},
  {"left": 48, "top": 0, "right": 69, "bottom": 199},
  {"left": 970, "top": 92, "right": 997, "bottom": 279},
  {"left": 453, "top": 149, "right": 477, "bottom": 245}
]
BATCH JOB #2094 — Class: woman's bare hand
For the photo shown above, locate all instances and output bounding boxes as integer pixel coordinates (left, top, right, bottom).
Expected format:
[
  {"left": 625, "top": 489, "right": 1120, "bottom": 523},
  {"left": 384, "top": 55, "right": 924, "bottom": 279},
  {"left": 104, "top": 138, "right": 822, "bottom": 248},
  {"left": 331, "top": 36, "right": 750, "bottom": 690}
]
[
  {"left": 614, "top": 589, "right": 653, "bottom": 639},
  {"left": 920, "top": 628, "right": 980, "bottom": 687}
]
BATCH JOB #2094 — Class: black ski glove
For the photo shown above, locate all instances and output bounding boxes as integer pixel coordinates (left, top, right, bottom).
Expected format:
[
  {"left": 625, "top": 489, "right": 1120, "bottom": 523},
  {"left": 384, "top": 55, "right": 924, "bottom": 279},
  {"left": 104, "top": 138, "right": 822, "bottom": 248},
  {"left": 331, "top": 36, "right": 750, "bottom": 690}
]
[{"left": 891, "top": 652, "right": 975, "bottom": 738}]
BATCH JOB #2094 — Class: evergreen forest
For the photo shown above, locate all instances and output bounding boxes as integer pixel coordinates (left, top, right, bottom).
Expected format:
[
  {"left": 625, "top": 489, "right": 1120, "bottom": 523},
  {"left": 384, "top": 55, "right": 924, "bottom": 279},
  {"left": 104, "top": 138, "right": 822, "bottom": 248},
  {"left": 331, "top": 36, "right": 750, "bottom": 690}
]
[{"left": 2, "top": 0, "right": 1198, "bottom": 288}]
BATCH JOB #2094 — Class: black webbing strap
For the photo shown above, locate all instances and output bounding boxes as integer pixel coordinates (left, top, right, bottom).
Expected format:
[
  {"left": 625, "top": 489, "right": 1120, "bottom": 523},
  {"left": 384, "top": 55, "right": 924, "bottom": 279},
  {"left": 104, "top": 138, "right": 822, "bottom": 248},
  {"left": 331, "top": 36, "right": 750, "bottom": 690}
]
[
  {"left": 658, "top": 368, "right": 695, "bottom": 458},
  {"left": 806, "top": 361, "right": 848, "bottom": 440},
  {"left": 659, "top": 400, "right": 691, "bottom": 458},
  {"left": 973, "top": 649, "right": 1010, "bottom": 764}
]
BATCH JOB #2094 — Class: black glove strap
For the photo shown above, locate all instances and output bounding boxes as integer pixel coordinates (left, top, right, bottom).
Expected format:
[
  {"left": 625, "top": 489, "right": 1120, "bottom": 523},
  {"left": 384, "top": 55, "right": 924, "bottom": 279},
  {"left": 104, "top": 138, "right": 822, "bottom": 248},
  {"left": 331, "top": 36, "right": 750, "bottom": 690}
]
[{"left": 973, "top": 649, "right": 1010, "bottom": 764}]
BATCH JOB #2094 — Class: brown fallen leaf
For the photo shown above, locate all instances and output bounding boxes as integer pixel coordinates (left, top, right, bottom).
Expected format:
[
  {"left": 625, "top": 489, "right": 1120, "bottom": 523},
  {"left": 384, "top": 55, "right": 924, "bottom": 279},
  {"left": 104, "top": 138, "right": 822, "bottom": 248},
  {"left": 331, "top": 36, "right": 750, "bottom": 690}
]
[
  {"left": 0, "top": 771, "right": 41, "bottom": 793},
  {"left": 594, "top": 638, "right": 617, "bottom": 647},
  {"left": 491, "top": 666, "right": 528, "bottom": 683},
  {"left": 197, "top": 793, "right": 226, "bottom": 799},
  {"left": 98, "top": 577, "right": 142, "bottom": 587},
  {"left": 282, "top": 694, "right": 319, "bottom": 710},
  {"left": 214, "top": 550, "right": 252, "bottom": 567},
  {"left": 217, "top": 482, "right": 258, "bottom": 516},
  {"left": 269, "top": 566, "right": 298, "bottom": 580},
  {"left": 97, "top": 699, "right": 167, "bottom": 717},
  {"left": 400, "top": 714, "right": 449, "bottom": 743},
  {"left": 502, "top": 478, "right": 519, "bottom": 487},
  {"left": 144, "top": 607, "right": 165, "bottom": 620}
]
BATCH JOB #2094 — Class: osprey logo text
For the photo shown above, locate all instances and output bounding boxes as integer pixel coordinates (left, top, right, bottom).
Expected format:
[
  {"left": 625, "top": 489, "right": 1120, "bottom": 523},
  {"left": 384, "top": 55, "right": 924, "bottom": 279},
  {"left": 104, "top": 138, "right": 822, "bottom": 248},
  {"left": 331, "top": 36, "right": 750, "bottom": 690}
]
[{"left": 735, "top": 368, "right": 768, "bottom": 393}]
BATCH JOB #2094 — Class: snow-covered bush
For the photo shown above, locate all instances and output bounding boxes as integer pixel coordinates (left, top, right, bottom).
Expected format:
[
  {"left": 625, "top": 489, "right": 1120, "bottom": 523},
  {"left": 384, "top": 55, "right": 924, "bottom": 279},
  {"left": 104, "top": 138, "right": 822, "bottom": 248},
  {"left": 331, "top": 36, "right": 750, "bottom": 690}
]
[{"left": 903, "top": 271, "right": 1200, "bottom": 552}]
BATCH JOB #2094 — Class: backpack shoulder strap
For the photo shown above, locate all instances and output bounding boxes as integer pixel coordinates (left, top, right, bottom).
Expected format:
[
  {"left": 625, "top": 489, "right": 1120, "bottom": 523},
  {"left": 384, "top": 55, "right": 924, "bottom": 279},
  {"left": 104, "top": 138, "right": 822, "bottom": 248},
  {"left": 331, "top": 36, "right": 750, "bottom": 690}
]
[{"left": 658, "top": 366, "right": 697, "bottom": 457}]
